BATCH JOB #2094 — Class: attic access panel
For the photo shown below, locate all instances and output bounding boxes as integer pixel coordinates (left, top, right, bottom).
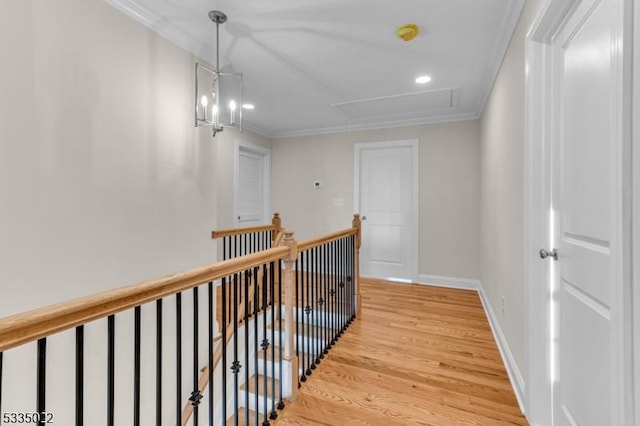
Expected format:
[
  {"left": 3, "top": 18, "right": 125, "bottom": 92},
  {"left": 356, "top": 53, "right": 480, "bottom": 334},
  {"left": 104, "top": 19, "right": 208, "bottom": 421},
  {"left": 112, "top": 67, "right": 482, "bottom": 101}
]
[{"left": 332, "top": 87, "right": 456, "bottom": 120}]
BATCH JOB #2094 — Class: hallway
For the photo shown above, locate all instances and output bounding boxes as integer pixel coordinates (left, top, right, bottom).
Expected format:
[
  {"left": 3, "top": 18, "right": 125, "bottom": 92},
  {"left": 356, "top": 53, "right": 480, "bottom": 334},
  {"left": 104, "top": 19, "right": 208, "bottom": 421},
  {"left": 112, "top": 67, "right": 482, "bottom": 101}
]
[{"left": 274, "top": 278, "right": 527, "bottom": 425}]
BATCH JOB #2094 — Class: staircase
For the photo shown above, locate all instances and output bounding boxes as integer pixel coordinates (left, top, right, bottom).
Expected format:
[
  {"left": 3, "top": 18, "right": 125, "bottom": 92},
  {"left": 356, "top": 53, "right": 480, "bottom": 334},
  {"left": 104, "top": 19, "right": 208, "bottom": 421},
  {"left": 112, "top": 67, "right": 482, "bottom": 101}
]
[
  {"left": 0, "top": 213, "right": 361, "bottom": 426},
  {"left": 216, "top": 305, "right": 347, "bottom": 425}
]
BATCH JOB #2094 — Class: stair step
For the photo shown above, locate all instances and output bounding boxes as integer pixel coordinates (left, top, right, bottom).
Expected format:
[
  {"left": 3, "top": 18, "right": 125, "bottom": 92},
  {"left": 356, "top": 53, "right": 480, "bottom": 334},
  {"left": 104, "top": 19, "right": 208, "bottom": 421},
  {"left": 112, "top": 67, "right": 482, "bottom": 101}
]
[
  {"left": 226, "top": 407, "right": 257, "bottom": 426},
  {"left": 238, "top": 374, "right": 281, "bottom": 415},
  {"left": 240, "top": 374, "right": 280, "bottom": 394}
]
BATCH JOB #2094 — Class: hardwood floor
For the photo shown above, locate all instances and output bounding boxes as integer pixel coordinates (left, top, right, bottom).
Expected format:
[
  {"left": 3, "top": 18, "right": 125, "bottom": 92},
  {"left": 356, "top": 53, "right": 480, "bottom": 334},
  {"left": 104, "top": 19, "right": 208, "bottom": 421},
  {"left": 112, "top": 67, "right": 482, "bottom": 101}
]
[{"left": 273, "top": 278, "right": 528, "bottom": 425}]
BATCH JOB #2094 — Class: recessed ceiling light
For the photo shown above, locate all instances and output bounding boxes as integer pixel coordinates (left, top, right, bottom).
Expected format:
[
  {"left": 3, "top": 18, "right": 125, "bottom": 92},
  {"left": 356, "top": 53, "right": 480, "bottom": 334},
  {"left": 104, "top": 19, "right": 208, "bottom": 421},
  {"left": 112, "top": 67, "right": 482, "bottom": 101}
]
[
  {"left": 242, "top": 104, "right": 255, "bottom": 110},
  {"left": 415, "top": 75, "right": 432, "bottom": 84}
]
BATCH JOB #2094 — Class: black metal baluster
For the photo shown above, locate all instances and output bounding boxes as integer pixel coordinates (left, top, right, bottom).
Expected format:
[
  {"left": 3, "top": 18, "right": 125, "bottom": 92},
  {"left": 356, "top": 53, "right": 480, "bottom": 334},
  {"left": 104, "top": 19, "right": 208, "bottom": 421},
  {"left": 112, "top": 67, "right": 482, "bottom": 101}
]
[
  {"left": 342, "top": 238, "right": 347, "bottom": 330},
  {"left": 277, "top": 259, "right": 284, "bottom": 410},
  {"left": 339, "top": 238, "right": 345, "bottom": 334},
  {"left": 37, "top": 338, "right": 46, "bottom": 426},
  {"left": 244, "top": 269, "right": 250, "bottom": 426},
  {"left": 221, "top": 278, "right": 228, "bottom": 424},
  {"left": 311, "top": 247, "right": 317, "bottom": 369},
  {"left": 307, "top": 250, "right": 313, "bottom": 377},
  {"left": 253, "top": 267, "right": 259, "bottom": 425},
  {"left": 348, "top": 237, "right": 352, "bottom": 322},
  {"left": 344, "top": 237, "right": 349, "bottom": 329},
  {"left": 345, "top": 237, "right": 350, "bottom": 323},
  {"left": 335, "top": 241, "right": 342, "bottom": 334},
  {"left": 317, "top": 246, "right": 323, "bottom": 362},
  {"left": 331, "top": 241, "right": 337, "bottom": 346},
  {"left": 233, "top": 273, "right": 240, "bottom": 426},
  {"left": 269, "top": 261, "right": 277, "bottom": 420},
  {"left": 75, "top": 326, "right": 84, "bottom": 426},
  {"left": 298, "top": 252, "right": 306, "bottom": 382},
  {"left": 228, "top": 238, "right": 233, "bottom": 321},
  {"left": 208, "top": 283, "right": 214, "bottom": 426},
  {"left": 340, "top": 238, "right": 345, "bottom": 334},
  {"left": 322, "top": 244, "right": 329, "bottom": 357},
  {"left": 156, "top": 300, "right": 163, "bottom": 426},
  {"left": 343, "top": 237, "right": 347, "bottom": 330},
  {"left": 191, "top": 288, "right": 200, "bottom": 426},
  {"left": 176, "top": 293, "right": 182, "bottom": 426},
  {"left": 107, "top": 316, "right": 115, "bottom": 426},
  {"left": 328, "top": 242, "right": 333, "bottom": 346},
  {"left": 244, "top": 233, "right": 247, "bottom": 256},
  {"left": 261, "top": 264, "right": 269, "bottom": 426},
  {"left": 134, "top": 307, "right": 141, "bottom": 426},
  {"left": 350, "top": 235, "right": 356, "bottom": 321},
  {"left": 295, "top": 257, "right": 301, "bottom": 383}
]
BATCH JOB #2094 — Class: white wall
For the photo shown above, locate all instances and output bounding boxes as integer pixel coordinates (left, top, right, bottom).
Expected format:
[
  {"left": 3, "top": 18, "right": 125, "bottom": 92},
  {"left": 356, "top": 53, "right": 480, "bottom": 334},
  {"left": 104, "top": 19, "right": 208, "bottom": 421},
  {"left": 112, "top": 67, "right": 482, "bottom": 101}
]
[
  {"left": 272, "top": 120, "right": 481, "bottom": 281},
  {"left": 0, "top": 0, "right": 269, "bottom": 423},
  {"left": 0, "top": 0, "right": 271, "bottom": 317},
  {"left": 479, "top": 0, "right": 540, "bottom": 398}
]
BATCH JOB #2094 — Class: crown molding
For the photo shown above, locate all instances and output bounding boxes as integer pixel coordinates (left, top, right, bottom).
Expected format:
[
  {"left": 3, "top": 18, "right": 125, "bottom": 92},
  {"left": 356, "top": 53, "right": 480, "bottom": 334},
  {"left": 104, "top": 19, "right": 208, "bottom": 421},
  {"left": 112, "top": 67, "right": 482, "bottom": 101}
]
[
  {"left": 102, "top": 0, "right": 207, "bottom": 60},
  {"left": 475, "top": 0, "right": 526, "bottom": 116},
  {"left": 269, "top": 111, "right": 480, "bottom": 140}
]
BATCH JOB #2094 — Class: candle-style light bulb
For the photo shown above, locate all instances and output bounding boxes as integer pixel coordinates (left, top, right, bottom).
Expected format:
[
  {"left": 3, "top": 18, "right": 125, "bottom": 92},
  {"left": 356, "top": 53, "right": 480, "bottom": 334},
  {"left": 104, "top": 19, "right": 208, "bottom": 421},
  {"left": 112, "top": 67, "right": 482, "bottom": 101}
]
[
  {"left": 229, "top": 100, "right": 237, "bottom": 124},
  {"left": 200, "top": 95, "right": 208, "bottom": 121},
  {"left": 212, "top": 104, "right": 219, "bottom": 127}
]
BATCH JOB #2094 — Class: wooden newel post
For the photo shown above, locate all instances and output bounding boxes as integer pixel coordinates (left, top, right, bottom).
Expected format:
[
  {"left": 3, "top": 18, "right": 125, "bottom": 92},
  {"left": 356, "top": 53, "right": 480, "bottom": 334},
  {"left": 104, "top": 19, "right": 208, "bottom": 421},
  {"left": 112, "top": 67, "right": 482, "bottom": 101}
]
[
  {"left": 282, "top": 230, "right": 299, "bottom": 400},
  {"left": 271, "top": 212, "right": 281, "bottom": 242},
  {"left": 352, "top": 214, "right": 362, "bottom": 319}
]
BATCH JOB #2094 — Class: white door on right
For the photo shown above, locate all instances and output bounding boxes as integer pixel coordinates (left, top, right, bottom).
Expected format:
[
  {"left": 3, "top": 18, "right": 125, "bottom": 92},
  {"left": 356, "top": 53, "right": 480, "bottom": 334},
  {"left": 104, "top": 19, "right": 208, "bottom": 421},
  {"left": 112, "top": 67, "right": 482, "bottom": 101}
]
[{"left": 551, "top": 0, "right": 623, "bottom": 423}]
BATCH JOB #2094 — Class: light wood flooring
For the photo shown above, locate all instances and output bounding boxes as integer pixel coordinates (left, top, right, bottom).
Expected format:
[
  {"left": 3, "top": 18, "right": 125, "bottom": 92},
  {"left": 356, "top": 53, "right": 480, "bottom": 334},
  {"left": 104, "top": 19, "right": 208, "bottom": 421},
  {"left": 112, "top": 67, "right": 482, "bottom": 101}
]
[{"left": 273, "top": 278, "right": 528, "bottom": 425}]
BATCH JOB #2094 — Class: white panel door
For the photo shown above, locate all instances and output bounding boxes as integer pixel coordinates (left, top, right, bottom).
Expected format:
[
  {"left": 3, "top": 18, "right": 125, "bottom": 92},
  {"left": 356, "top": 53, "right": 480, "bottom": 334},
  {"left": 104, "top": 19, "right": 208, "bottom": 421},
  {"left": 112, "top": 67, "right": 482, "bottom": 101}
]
[
  {"left": 357, "top": 141, "right": 417, "bottom": 281},
  {"left": 551, "top": 0, "right": 621, "bottom": 423},
  {"left": 236, "top": 147, "right": 267, "bottom": 227}
]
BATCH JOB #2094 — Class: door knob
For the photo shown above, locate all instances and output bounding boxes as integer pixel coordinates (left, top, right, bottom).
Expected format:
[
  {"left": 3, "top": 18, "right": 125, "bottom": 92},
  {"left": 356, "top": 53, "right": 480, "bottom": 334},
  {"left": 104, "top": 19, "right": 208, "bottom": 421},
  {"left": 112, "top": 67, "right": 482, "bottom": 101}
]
[
  {"left": 361, "top": 216, "right": 367, "bottom": 221},
  {"left": 539, "top": 248, "right": 558, "bottom": 261}
]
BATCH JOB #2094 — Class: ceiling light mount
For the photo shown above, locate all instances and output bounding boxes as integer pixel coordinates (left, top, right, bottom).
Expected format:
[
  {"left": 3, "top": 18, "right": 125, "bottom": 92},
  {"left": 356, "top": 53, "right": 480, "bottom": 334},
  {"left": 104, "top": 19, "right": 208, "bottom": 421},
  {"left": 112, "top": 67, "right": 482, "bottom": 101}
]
[
  {"left": 195, "top": 10, "right": 243, "bottom": 137},
  {"left": 208, "top": 10, "right": 227, "bottom": 24}
]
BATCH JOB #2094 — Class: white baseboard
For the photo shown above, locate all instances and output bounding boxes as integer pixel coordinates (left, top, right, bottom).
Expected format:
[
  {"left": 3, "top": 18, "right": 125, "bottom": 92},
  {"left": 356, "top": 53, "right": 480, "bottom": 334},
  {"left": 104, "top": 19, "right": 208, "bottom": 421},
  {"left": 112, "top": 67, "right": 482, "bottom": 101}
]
[
  {"left": 475, "top": 283, "right": 527, "bottom": 416},
  {"left": 417, "top": 274, "right": 527, "bottom": 416},
  {"left": 417, "top": 274, "right": 481, "bottom": 290}
]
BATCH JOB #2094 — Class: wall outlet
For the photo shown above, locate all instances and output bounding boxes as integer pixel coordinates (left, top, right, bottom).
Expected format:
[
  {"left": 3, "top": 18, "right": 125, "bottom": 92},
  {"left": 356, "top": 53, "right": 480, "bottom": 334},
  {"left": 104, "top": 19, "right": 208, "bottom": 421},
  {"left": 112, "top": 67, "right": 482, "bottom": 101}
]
[
  {"left": 333, "top": 198, "right": 344, "bottom": 206},
  {"left": 500, "top": 296, "right": 506, "bottom": 317},
  {"left": 314, "top": 180, "right": 323, "bottom": 189}
]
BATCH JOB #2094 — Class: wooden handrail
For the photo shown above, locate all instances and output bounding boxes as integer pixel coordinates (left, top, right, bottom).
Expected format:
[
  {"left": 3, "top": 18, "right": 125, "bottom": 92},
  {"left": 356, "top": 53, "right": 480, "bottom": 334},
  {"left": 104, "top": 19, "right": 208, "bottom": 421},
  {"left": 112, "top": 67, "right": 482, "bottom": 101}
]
[
  {"left": 211, "top": 223, "right": 277, "bottom": 239},
  {"left": 211, "top": 212, "right": 282, "bottom": 239},
  {"left": 0, "top": 246, "right": 290, "bottom": 353},
  {"left": 297, "top": 227, "right": 358, "bottom": 252}
]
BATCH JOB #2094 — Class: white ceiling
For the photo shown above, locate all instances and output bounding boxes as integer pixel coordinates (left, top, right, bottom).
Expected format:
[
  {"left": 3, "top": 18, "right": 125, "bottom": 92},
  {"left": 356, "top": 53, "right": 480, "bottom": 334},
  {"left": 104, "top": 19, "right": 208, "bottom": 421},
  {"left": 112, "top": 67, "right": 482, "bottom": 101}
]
[{"left": 105, "top": 0, "right": 524, "bottom": 139}]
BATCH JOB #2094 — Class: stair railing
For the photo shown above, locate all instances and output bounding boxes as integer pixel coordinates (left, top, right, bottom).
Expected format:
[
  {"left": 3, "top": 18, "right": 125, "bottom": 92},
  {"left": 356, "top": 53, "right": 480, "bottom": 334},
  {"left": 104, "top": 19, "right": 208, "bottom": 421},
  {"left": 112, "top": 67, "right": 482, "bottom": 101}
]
[
  {"left": 0, "top": 239, "right": 296, "bottom": 426},
  {"left": 294, "top": 214, "right": 362, "bottom": 384},
  {"left": 0, "top": 214, "right": 362, "bottom": 426},
  {"left": 212, "top": 213, "right": 282, "bottom": 260}
]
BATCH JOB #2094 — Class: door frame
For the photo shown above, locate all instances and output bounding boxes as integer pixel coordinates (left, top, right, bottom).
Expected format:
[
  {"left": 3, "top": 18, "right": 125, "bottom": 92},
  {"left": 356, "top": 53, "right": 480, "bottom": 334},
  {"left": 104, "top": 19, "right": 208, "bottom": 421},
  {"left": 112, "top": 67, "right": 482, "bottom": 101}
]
[
  {"left": 353, "top": 139, "right": 419, "bottom": 282},
  {"left": 234, "top": 139, "right": 272, "bottom": 227},
  {"left": 524, "top": 0, "right": 635, "bottom": 424}
]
